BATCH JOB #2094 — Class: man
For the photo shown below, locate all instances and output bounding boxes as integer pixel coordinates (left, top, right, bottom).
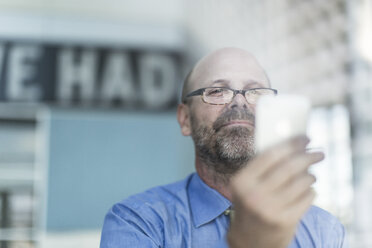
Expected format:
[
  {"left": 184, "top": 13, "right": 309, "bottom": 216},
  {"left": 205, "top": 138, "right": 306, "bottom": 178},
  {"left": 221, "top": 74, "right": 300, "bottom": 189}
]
[{"left": 100, "top": 47, "right": 346, "bottom": 247}]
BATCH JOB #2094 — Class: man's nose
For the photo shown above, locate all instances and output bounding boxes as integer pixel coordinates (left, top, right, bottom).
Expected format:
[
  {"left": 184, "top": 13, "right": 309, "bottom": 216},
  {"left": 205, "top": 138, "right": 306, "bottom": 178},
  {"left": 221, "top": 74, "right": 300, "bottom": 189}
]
[{"left": 228, "top": 92, "right": 249, "bottom": 109}]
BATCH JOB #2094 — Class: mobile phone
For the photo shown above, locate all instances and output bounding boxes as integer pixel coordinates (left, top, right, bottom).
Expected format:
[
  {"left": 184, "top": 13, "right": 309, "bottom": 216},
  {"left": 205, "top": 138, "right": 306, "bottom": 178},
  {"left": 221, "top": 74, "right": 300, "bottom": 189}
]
[{"left": 255, "top": 94, "right": 311, "bottom": 152}]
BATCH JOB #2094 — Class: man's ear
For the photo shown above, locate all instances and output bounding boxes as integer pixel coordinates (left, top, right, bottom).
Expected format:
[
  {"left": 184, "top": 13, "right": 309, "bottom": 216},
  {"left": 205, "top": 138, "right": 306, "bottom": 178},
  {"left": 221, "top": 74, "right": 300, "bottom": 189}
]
[{"left": 177, "top": 103, "right": 192, "bottom": 136}]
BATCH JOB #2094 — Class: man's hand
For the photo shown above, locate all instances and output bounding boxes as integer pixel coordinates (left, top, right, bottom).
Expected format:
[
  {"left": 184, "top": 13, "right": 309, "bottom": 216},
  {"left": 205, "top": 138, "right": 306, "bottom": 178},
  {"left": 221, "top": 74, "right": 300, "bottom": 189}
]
[{"left": 227, "top": 136, "right": 324, "bottom": 248}]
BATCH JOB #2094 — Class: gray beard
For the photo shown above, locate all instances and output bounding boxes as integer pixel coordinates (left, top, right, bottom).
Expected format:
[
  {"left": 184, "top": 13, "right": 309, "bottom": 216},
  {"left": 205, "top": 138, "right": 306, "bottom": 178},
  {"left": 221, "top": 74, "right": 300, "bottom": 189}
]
[{"left": 191, "top": 108, "right": 256, "bottom": 178}]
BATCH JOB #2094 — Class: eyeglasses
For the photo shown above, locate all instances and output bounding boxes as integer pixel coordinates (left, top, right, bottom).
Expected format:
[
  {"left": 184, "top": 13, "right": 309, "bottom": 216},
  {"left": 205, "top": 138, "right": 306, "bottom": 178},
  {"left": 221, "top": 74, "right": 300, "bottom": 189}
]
[{"left": 183, "top": 87, "right": 278, "bottom": 105}]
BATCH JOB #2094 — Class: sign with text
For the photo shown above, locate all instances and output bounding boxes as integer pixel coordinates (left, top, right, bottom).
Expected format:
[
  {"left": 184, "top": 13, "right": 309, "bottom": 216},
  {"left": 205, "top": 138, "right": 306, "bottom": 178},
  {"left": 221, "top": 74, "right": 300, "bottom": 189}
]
[{"left": 0, "top": 41, "right": 183, "bottom": 109}]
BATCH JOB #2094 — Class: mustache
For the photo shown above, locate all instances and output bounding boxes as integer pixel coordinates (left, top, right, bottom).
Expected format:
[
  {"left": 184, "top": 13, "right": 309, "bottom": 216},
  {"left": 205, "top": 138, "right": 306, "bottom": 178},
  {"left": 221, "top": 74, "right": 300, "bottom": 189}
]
[{"left": 213, "top": 108, "right": 255, "bottom": 132}]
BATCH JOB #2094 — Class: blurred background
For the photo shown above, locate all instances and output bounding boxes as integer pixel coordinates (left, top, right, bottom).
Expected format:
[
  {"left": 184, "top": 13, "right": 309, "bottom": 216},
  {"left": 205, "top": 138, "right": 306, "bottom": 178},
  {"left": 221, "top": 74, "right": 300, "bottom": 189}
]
[{"left": 0, "top": 0, "right": 371, "bottom": 247}]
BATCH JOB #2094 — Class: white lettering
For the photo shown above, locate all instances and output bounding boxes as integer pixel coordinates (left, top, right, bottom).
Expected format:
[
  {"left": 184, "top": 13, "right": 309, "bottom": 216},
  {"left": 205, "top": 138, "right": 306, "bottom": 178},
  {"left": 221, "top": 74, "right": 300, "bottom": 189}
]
[
  {"left": 0, "top": 43, "right": 5, "bottom": 79},
  {"left": 7, "top": 45, "right": 42, "bottom": 100},
  {"left": 138, "top": 53, "right": 177, "bottom": 108},
  {"left": 57, "top": 48, "right": 97, "bottom": 103},
  {"left": 100, "top": 52, "right": 136, "bottom": 104}
]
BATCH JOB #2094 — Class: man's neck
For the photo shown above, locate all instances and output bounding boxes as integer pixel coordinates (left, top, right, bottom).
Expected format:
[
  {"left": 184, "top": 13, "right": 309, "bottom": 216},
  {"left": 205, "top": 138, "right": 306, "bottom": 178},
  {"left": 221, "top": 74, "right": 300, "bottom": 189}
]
[{"left": 195, "top": 155, "right": 233, "bottom": 202}]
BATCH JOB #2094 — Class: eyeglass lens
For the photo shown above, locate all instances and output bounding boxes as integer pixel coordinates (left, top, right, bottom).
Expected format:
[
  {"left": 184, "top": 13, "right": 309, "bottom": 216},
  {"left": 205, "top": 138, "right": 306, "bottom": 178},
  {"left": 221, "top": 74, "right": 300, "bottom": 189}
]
[{"left": 203, "top": 88, "right": 274, "bottom": 104}]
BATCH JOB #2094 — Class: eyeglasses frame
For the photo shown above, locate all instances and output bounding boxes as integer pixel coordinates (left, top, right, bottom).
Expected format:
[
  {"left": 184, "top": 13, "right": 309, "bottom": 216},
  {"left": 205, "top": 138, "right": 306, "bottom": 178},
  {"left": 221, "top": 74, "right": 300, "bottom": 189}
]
[{"left": 183, "top": 86, "right": 278, "bottom": 105}]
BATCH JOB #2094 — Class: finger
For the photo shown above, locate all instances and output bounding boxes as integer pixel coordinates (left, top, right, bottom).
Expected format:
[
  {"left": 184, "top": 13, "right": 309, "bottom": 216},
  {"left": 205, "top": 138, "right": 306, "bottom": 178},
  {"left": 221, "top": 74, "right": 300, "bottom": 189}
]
[
  {"left": 246, "top": 172, "right": 315, "bottom": 215},
  {"left": 259, "top": 152, "right": 324, "bottom": 191},
  {"left": 274, "top": 173, "right": 316, "bottom": 209},
  {"left": 247, "top": 135, "right": 310, "bottom": 178},
  {"left": 230, "top": 136, "right": 310, "bottom": 197},
  {"left": 280, "top": 188, "right": 316, "bottom": 225}
]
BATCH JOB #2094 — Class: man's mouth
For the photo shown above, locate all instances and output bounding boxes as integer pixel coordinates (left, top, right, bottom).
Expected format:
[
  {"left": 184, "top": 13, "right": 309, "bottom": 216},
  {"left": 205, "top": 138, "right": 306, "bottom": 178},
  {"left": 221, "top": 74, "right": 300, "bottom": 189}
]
[
  {"left": 212, "top": 108, "right": 256, "bottom": 132},
  {"left": 215, "top": 120, "right": 255, "bottom": 131}
]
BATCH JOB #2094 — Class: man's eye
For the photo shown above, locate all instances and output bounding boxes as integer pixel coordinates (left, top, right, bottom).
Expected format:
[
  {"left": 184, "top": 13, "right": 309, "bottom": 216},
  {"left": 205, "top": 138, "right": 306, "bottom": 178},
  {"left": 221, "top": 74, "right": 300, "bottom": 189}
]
[
  {"left": 248, "top": 90, "right": 260, "bottom": 95},
  {"left": 207, "top": 89, "right": 224, "bottom": 96}
]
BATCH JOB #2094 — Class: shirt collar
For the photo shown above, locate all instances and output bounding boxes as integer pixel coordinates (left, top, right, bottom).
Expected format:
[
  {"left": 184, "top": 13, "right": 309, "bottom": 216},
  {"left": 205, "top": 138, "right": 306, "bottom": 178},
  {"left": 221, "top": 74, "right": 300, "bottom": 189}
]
[{"left": 187, "top": 173, "right": 232, "bottom": 228}]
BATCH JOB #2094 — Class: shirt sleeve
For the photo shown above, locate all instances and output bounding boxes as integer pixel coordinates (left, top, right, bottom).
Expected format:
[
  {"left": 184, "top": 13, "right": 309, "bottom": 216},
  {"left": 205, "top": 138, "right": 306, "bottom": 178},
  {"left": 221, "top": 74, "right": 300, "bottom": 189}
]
[
  {"left": 325, "top": 214, "right": 348, "bottom": 248},
  {"left": 214, "top": 237, "right": 229, "bottom": 248},
  {"left": 100, "top": 205, "right": 162, "bottom": 248},
  {"left": 336, "top": 222, "right": 348, "bottom": 248}
]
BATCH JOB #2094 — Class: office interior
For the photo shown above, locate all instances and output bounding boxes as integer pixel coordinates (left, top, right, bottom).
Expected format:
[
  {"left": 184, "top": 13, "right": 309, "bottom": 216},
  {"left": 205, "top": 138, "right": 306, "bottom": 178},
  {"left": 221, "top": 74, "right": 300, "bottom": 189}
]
[{"left": 0, "top": 0, "right": 371, "bottom": 247}]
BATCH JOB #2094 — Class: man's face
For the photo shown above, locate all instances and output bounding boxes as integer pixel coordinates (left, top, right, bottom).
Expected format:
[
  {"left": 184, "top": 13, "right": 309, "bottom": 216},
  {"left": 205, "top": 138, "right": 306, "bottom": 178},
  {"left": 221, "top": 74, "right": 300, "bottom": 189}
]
[{"left": 186, "top": 49, "right": 270, "bottom": 175}]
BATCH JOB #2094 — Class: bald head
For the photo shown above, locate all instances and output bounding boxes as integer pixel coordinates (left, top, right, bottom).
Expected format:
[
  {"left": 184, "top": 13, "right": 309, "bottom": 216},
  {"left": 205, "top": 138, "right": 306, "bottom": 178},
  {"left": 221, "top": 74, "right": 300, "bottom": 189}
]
[{"left": 182, "top": 47, "right": 270, "bottom": 103}]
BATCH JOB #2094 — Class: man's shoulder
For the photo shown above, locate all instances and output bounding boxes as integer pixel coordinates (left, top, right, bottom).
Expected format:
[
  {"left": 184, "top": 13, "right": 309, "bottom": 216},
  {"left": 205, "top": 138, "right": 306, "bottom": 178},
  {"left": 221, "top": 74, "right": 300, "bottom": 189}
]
[
  {"left": 303, "top": 205, "right": 343, "bottom": 227},
  {"left": 127, "top": 174, "right": 191, "bottom": 205},
  {"left": 109, "top": 173, "right": 194, "bottom": 221},
  {"left": 298, "top": 205, "right": 346, "bottom": 246}
]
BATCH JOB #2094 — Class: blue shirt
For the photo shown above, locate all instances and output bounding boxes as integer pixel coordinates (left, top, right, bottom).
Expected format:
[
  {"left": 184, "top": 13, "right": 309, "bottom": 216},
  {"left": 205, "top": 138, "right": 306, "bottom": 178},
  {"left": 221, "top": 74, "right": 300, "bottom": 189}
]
[{"left": 100, "top": 173, "right": 347, "bottom": 248}]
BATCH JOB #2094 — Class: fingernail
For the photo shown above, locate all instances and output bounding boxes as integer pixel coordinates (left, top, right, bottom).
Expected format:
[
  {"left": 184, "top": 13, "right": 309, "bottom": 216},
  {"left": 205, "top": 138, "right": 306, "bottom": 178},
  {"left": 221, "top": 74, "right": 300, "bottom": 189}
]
[
  {"left": 306, "top": 147, "right": 323, "bottom": 152},
  {"left": 311, "top": 151, "right": 325, "bottom": 160},
  {"left": 295, "top": 135, "right": 310, "bottom": 146}
]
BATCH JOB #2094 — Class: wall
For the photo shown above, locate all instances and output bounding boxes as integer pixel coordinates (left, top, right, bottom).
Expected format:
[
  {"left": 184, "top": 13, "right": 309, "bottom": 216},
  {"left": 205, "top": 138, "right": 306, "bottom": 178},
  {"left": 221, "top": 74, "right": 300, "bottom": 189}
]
[{"left": 43, "top": 109, "right": 195, "bottom": 230}]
